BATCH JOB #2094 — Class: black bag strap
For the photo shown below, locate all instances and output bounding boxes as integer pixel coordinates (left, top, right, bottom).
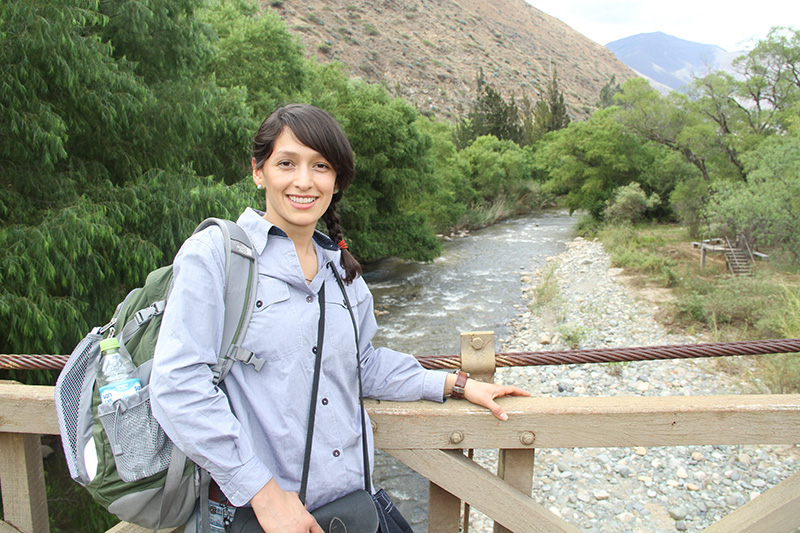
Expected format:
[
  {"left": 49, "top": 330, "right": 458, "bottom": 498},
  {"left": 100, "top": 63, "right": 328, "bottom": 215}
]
[
  {"left": 330, "top": 264, "right": 372, "bottom": 493},
  {"left": 299, "top": 283, "right": 326, "bottom": 503},
  {"left": 299, "top": 263, "right": 372, "bottom": 504}
]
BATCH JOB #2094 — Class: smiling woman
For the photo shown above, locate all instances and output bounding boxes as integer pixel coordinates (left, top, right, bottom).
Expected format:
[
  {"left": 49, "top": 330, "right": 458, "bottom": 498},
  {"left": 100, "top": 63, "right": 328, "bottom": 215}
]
[
  {"left": 149, "top": 103, "right": 531, "bottom": 533},
  {"left": 252, "top": 130, "right": 338, "bottom": 281}
]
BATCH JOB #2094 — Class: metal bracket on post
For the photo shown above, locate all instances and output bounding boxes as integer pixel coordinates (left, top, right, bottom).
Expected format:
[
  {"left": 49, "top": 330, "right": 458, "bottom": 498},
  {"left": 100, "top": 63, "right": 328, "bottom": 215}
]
[{"left": 460, "top": 331, "right": 496, "bottom": 383}]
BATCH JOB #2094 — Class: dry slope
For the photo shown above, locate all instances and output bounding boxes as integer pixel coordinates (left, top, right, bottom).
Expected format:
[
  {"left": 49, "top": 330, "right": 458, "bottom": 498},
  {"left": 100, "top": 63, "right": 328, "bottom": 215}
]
[{"left": 266, "top": 0, "right": 637, "bottom": 121}]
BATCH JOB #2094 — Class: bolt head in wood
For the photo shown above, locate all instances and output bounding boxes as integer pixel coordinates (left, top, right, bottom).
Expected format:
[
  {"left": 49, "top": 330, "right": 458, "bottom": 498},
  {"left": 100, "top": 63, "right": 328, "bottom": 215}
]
[
  {"left": 449, "top": 431, "right": 465, "bottom": 444},
  {"left": 520, "top": 431, "right": 536, "bottom": 446}
]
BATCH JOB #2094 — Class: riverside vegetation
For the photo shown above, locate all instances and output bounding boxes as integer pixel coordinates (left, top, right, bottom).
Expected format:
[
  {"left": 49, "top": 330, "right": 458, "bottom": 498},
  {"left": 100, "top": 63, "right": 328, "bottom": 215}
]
[
  {"left": 478, "top": 234, "right": 800, "bottom": 532},
  {"left": 577, "top": 222, "right": 800, "bottom": 394}
]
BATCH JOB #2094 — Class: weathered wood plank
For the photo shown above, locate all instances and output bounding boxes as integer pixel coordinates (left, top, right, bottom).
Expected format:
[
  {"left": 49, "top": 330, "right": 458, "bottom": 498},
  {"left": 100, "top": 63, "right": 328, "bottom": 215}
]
[
  {"left": 0, "top": 520, "right": 23, "bottom": 532},
  {"left": 368, "top": 394, "right": 800, "bottom": 449},
  {"left": 428, "top": 482, "right": 461, "bottom": 533},
  {"left": 105, "top": 523, "right": 181, "bottom": 533},
  {"left": 0, "top": 433, "right": 50, "bottom": 533},
  {"left": 0, "top": 384, "right": 60, "bottom": 435},
  {"left": 702, "top": 470, "right": 800, "bottom": 533},
  {"left": 494, "top": 449, "right": 535, "bottom": 533},
  {"left": 387, "top": 448, "right": 579, "bottom": 533}
]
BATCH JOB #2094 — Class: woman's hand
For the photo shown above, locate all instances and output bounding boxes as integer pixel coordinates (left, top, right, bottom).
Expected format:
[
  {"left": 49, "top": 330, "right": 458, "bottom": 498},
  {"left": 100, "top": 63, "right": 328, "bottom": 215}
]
[
  {"left": 444, "top": 373, "right": 531, "bottom": 421},
  {"left": 251, "top": 479, "right": 323, "bottom": 533}
]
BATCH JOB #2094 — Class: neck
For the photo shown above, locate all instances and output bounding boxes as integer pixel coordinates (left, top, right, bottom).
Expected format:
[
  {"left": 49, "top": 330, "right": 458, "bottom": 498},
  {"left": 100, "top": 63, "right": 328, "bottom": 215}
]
[{"left": 262, "top": 213, "right": 316, "bottom": 250}]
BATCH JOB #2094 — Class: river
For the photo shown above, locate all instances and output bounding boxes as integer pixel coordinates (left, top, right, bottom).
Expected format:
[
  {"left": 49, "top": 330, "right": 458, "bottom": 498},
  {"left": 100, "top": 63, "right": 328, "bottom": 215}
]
[{"left": 364, "top": 210, "right": 578, "bottom": 531}]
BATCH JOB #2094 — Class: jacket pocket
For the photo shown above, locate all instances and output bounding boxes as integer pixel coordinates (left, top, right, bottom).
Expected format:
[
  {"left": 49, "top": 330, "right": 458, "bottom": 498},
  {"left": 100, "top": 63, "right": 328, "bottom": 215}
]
[{"left": 243, "top": 276, "right": 302, "bottom": 362}]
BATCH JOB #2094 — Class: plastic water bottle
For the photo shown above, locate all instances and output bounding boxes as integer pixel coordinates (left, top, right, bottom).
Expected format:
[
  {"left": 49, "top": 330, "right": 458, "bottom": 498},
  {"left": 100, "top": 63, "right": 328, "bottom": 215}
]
[{"left": 97, "top": 338, "right": 141, "bottom": 405}]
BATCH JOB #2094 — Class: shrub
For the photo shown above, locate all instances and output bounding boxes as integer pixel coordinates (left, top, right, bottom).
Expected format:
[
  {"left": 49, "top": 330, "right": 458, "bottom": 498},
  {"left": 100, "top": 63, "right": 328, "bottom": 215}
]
[{"left": 605, "top": 182, "right": 660, "bottom": 223}]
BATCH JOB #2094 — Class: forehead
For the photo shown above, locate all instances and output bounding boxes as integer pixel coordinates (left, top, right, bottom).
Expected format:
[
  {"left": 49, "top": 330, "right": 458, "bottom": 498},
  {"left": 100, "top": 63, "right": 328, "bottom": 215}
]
[{"left": 271, "top": 128, "right": 326, "bottom": 159}]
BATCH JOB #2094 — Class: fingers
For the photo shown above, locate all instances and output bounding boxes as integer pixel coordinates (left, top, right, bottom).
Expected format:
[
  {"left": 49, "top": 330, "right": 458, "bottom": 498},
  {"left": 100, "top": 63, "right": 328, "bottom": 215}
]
[
  {"left": 463, "top": 381, "right": 532, "bottom": 421},
  {"left": 487, "top": 400, "right": 509, "bottom": 421},
  {"left": 500, "top": 385, "right": 532, "bottom": 397}
]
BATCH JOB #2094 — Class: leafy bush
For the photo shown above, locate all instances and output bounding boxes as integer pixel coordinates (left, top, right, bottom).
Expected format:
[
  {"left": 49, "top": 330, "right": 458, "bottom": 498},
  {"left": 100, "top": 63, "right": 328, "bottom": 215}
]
[
  {"left": 669, "top": 176, "right": 709, "bottom": 237},
  {"left": 604, "top": 182, "right": 660, "bottom": 223}
]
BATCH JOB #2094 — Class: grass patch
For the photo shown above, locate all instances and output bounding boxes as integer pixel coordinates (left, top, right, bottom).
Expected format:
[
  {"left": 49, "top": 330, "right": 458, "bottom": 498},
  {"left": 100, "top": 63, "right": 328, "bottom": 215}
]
[
  {"left": 597, "top": 221, "right": 800, "bottom": 392},
  {"left": 530, "top": 261, "right": 559, "bottom": 310},
  {"left": 559, "top": 324, "right": 587, "bottom": 349}
]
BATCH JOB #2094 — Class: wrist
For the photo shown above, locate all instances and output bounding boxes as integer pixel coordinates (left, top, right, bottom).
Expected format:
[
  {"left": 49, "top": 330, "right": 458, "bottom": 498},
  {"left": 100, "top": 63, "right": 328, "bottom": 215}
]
[{"left": 448, "top": 370, "right": 469, "bottom": 399}]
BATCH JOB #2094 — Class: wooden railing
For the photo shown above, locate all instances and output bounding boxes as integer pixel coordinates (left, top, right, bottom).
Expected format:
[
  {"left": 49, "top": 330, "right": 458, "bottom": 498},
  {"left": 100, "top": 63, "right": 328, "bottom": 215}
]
[{"left": 1, "top": 332, "right": 799, "bottom": 532}]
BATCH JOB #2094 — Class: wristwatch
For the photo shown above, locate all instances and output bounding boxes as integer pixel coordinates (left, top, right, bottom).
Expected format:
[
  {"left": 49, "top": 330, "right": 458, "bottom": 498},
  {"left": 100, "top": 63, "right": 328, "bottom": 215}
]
[{"left": 450, "top": 370, "right": 469, "bottom": 399}]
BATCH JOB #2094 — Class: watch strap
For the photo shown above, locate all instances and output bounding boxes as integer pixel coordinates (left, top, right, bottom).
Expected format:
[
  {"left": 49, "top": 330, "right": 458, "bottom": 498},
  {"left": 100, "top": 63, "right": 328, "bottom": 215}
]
[{"left": 450, "top": 370, "right": 469, "bottom": 399}]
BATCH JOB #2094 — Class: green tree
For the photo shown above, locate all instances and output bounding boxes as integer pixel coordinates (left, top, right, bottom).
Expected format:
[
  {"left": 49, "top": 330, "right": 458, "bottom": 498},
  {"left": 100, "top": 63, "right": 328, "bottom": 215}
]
[
  {"left": 733, "top": 26, "right": 800, "bottom": 129},
  {"left": 200, "top": 0, "right": 307, "bottom": 117},
  {"left": 615, "top": 78, "right": 715, "bottom": 182},
  {"left": 527, "top": 68, "right": 570, "bottom": 144},
  {"left": 457, "top": 136, "right": 536, "bottom": 202},
  {"left": 597, "top": 74, "right": 622, "bottom": 109},
  {"left": 454, "top": 70, "right": 523, "bottom": 148},
  {"left": 534, "top": 108, "right": 661, "bottom": 218},
  {"left": 703, "top": 131, "right": 800, "bottom": 262},
  {"left": 307, "top": 75, "right": 442, "bottom": 261},
  {"left": 0, "top": 0, "right": 253, "bottom": 359}
]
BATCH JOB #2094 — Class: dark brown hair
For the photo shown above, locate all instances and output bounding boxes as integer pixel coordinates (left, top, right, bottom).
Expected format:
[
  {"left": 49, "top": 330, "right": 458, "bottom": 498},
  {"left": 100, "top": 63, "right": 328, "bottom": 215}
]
[{"left": 252, "top": 104, "right": 362, "bottom": 283}]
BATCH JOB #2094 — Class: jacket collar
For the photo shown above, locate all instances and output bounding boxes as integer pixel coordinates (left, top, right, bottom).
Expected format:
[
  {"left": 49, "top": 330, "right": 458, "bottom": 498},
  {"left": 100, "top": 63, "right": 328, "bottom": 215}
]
[{"left": 237, "top": 207, "right": 340, "bottom": 262}]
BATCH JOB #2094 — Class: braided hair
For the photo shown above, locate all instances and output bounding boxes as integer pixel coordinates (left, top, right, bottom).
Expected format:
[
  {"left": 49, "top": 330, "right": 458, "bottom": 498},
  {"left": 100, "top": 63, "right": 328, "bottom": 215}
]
[{"left": 252, "top": 104, "right": 362, "bottom": 283}]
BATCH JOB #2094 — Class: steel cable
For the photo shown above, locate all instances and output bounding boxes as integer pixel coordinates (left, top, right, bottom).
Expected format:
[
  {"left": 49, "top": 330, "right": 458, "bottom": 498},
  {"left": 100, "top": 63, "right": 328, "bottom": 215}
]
[
  {"left": 2, "top": 339, "right": 800, "bottom": 371},
  {"left": 415, "top": 338, "right": 800, "bottom": 370}
]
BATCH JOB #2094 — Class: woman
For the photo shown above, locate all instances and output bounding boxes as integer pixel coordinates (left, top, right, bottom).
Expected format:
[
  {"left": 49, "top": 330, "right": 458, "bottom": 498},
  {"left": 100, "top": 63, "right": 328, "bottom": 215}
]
[{"left": 150, "top": 104, "right": 530, "bottom": 532}]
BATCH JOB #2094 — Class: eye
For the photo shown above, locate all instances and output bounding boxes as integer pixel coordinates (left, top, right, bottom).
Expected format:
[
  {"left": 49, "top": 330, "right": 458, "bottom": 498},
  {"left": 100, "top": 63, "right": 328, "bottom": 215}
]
[
  {"left": 276, "top": 160, "right": 294, "bottom": 168},
  {"left": 314, "top": 162, "right": 333, "bottom": 171}
]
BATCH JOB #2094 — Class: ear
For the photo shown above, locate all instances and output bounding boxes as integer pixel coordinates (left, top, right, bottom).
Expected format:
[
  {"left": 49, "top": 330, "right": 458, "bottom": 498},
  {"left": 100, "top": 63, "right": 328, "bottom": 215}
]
[{"left": 251, "top": 158, "right": 262, "bottom": 187}]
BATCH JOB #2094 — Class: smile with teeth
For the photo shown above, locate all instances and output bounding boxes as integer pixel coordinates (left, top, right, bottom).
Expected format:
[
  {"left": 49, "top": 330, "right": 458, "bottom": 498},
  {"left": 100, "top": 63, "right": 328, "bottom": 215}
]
[{"left": 288, "top": 195, "right": 317, "bottom": 204}]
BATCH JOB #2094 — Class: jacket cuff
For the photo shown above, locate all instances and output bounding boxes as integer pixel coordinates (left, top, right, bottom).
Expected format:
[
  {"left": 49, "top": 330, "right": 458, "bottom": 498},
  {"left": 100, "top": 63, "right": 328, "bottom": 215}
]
[
  {"left": 422, "top": 369, "right": 449, "bottom": 403},
  {"left": 219, "top": 456, "right": 274, "bottom": 507}
]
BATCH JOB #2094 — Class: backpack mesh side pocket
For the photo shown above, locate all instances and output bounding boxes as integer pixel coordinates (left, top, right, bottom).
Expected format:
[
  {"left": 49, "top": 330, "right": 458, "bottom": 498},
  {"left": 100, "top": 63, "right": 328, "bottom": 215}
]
[
  {"left": 55, "top": 331, "right": 102, "bottom": 485},
  {"left": 97, "top": 386, "right": 174, "bottom": 483}
]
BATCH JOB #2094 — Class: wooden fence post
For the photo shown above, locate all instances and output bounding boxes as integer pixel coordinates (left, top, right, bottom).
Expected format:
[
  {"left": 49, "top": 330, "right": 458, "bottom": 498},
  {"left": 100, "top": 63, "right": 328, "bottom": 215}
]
[
  {"left": 0, "top": 432, "right": 50, "bottom": 533},
  {"left": 428, "top": 331, "right": 498, "bottom": 533}
]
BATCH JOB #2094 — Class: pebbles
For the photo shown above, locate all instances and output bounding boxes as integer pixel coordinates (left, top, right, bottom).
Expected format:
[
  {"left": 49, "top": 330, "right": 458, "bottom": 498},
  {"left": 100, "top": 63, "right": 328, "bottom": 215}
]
[{"left": 466, "top": 237, "right": 800, "bottom": 532}]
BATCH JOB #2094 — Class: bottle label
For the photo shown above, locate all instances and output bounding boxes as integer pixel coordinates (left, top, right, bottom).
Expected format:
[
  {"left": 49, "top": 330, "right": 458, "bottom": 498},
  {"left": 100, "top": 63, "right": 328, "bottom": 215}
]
[{"left": 99, "top": 379, "right": 142, "bottom": 405}]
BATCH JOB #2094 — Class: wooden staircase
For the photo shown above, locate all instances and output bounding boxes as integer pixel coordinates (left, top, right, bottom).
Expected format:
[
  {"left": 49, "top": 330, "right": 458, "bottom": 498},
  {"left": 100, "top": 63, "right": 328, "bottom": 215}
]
[{"left": 724, "top": 236, "right": 753, "bottom": 276}]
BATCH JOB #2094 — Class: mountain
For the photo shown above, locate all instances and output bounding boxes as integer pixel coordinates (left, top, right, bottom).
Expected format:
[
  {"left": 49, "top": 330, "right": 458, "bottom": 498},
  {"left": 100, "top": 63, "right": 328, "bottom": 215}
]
[
  {"left": 606, "top": 32, "right": 743, "bottom": 93},
  {"left": 265, "top": 0, "right": 636, "bottom": 121}
]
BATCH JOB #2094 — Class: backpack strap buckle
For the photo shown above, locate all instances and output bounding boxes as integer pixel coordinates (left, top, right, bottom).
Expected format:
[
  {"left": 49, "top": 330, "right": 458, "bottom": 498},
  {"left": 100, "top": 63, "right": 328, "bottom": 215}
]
[
  {"left": 211, "top": 346, "right": 264, "bottom": 384},
  {"left": 230, "top": 346, "right": 265, "bottom": 371},
  {"left": 133, "top": 301, "right": 166, "bottom": 326}
]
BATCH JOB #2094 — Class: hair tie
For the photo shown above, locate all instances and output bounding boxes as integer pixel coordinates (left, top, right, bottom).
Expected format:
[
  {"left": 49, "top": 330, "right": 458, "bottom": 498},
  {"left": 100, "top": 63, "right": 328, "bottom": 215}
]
[{"left": 338, "top": 239, "right": 348, "bottom": 250}]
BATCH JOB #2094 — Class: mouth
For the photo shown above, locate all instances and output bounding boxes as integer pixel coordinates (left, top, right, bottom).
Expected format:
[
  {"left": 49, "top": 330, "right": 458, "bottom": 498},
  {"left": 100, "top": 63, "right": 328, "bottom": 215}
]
[{"left": 288, "top": 195, "right": 318, "bottom": 208}]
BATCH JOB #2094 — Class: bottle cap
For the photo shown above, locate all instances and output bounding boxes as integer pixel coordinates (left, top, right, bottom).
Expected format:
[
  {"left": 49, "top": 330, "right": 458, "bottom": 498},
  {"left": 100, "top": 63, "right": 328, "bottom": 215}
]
[{"left": 99, "top": 337, "right": 120, "bottom": 352}]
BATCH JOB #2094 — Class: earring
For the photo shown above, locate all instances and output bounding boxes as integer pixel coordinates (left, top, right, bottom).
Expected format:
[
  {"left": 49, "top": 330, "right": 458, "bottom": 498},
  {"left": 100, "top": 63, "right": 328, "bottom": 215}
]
[
  {"left": 257, "top": 184, "right": 263, "bottom": 190},
  {"left": 334, "top": 187, "right": 340, "bottom": 194}
]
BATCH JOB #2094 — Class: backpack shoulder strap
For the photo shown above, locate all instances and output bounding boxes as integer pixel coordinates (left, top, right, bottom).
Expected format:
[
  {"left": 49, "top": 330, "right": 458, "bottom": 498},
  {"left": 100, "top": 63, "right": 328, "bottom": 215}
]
[{"left": 192, "top": 218, "right": 262, "bottom": 384}]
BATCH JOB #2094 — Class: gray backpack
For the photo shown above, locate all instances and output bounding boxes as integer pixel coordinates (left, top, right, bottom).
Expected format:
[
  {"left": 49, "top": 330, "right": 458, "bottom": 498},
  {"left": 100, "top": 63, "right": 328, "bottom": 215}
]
[{"left": 55, "top": 218, "right": 262, "bottom": 532}]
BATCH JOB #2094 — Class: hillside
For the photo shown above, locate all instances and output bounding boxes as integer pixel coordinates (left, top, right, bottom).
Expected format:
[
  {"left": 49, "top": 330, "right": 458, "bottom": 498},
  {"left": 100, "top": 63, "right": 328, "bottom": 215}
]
[
  {"left": 265, "top": 0, "right": 636, "bottom": 121},
  {"left": 607, "top": 32, "right": 743, "bottom": 93}
]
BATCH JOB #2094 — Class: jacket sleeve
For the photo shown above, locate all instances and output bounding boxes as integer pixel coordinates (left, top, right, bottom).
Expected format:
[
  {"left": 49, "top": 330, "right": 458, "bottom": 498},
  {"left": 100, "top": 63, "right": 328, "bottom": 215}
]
[
  {"left": 350, "top": 277, "right": 448, "bottom": 402},
  {"left": 150, "top": 229, "right": 272, "bottom": 507}
]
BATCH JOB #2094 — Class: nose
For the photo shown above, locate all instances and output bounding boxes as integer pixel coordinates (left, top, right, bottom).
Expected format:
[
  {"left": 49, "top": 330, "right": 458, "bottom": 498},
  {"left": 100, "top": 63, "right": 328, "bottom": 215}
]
[{"left": 295, "top": 164, "right": 313, "bottom": 190}]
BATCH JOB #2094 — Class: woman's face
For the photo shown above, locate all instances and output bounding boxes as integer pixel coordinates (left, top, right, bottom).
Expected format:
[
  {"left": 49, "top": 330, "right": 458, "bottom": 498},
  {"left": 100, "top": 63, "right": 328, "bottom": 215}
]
[{"left": 252, "top": 128, "right": 337, "bottom": 237}]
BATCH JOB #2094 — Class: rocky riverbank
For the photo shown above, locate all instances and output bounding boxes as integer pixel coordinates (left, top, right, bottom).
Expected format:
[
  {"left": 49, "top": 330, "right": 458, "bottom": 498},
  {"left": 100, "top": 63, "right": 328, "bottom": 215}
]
[{"left": 468, "top": 237, "right": 799, "bottom": 532}]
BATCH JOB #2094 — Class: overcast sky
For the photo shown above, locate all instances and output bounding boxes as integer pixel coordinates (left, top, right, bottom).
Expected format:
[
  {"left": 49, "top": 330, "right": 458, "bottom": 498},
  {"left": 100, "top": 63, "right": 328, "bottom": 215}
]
[{"left": 527, "top": 1, "right": 800, "bottom": 52}]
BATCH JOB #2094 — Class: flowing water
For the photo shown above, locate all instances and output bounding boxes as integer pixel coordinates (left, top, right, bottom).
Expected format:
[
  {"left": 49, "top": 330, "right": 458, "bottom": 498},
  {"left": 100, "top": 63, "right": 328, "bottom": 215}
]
[{"left": 364, "top": 210, "right": 578, "bottom": 530}]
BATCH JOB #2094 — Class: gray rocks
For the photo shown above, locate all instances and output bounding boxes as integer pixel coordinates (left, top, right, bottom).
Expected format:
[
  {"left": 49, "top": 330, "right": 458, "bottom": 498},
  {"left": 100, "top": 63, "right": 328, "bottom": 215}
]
[{"left": 466, "top": 238, "right": 800, "bottom": 532}]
